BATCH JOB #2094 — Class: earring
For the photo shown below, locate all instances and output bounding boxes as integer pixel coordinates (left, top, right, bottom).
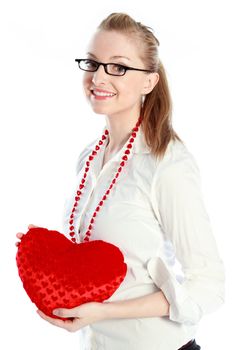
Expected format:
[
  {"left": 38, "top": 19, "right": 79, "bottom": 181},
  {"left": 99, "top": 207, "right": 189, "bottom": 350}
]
[{"left": 141, "top": 95, "right": 146, "bottom": 107}]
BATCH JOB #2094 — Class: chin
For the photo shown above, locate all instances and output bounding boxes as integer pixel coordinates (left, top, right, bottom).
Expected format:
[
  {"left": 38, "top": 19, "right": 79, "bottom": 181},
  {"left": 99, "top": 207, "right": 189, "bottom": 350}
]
[
  {"left": 91, "top": 108, "right": 110, "bottom": 116},
  {"left": 90, "top": 104, "right": 114, "bottom": 115}
]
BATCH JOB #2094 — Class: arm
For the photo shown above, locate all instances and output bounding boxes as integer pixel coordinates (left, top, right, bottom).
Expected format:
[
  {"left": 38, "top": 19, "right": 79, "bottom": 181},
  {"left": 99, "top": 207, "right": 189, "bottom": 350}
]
[
  {"left": 148, "top": 150, "right": 225, "bottom": 325},
  {"left": 103, "top": 290, "right": 170, "bottom": 319},
  {"left": 37, "top": 290, "right": 170, "bottom": 332},
  {"left": 37, "top": 245, "right": 170, "bottom": 331}
]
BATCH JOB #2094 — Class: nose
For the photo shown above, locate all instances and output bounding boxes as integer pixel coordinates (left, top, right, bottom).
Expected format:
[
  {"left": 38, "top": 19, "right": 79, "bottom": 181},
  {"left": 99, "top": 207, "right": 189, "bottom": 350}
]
[{"left": 92, "top": 64, "right": 108, "bottom": 85}]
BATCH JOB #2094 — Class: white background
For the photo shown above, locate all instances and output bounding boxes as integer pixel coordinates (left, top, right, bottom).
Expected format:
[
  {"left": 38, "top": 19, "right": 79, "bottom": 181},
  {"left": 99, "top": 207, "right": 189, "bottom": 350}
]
[{"left": 0, "top": 1, "right": 240, "bottom": 349}]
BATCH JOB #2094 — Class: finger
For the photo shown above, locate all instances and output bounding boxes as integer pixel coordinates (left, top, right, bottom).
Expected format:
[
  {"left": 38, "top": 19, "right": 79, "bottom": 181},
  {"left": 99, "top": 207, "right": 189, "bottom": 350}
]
[
  {"left": 16, "top": 233, "right": 24, "bottom": 239},
  {"left": 37, "top": 310, "right": 75, "bottom": 330},
  {"left": 28, "top": 224, "right": 38, "bottom": 229},
  {"left": 37, "top": 310, "right": 67, "bottom": 326},
  {"left": 15, "top": 242, "right": 20, "bottom": 247},
  {"left": 53, "top": 307, "right": 80, "bottom": 318}
]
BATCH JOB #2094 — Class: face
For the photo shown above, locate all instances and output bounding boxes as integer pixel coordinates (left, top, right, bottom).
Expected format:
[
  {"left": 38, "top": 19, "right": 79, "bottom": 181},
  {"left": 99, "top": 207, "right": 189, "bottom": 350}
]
[{"left": 82, "top": 30, "right": 159, "bottom": 118}]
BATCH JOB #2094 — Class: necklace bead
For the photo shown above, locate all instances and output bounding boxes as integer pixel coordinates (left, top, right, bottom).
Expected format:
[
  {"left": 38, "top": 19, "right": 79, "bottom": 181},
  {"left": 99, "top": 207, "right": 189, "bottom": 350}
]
[{"left": 68, "top": 116, "right": 142, "bottom": 243}]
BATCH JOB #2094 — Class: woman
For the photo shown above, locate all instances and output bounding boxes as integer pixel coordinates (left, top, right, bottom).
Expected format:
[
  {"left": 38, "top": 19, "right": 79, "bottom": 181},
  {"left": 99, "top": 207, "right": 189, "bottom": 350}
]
[{"left": 16, "top": 12, "right": 225, "bottom": 350}]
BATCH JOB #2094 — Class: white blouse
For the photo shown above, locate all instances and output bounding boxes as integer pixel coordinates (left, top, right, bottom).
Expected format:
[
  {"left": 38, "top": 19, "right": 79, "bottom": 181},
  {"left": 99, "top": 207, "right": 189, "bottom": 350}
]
[{"left": 62, "top": 125, "right": 225, "bottom": 350}]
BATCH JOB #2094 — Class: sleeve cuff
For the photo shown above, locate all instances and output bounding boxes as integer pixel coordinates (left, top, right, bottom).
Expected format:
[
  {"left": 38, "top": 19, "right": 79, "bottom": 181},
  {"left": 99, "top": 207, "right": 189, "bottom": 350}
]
[{"left": 147, "top": 257, "right": 203, "bottom": 325}]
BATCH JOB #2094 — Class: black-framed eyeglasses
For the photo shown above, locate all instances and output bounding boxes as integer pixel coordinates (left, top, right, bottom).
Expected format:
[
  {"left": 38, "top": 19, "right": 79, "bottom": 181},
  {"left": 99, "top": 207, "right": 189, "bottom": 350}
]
[{"left": 75, "top": 58, "right": 154, "bottom": 76}]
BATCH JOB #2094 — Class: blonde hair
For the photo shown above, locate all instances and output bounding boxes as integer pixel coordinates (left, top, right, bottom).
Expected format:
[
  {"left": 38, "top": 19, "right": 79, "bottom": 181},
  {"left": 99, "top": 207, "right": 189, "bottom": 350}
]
[{"left": 97, "top": 12, "right": 183, "bottom": 160}]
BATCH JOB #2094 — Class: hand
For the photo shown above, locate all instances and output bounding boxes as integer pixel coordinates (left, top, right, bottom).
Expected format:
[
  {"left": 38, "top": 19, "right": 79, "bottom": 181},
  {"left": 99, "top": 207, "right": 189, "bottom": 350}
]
[
  {"left": 37, "top": 301, "right": 107, "bottom": 332},
  {"left": 15, "top": 224, "right": 39, "bottom": 247}
]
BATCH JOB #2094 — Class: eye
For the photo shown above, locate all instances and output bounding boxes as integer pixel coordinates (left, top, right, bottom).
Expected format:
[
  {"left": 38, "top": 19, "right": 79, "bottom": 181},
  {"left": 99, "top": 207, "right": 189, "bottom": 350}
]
[
  {"left": 85, "top": 59, "right": 98, "bottom": 70},
  {"left": 109, "top": 64, "right": 126, "bottom": 75}
]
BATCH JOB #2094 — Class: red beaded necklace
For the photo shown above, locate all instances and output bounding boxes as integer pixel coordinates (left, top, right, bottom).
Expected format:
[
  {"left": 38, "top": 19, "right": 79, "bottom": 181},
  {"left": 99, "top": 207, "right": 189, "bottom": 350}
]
[{"left": 68, "top": 116, "right": 142, "bottom": 244}]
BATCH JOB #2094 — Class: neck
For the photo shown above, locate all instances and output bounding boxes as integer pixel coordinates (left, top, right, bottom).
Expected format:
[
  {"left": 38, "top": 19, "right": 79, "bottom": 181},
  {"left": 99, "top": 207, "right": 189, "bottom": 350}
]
[{"left": 104, "top": 113, "right": 141, "bottom": 154}]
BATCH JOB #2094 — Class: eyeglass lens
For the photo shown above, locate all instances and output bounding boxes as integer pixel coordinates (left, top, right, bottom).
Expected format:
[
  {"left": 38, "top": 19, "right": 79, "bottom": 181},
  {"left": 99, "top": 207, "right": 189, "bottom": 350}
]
[{"left": 79, "top": 60, "right": 126, "bottom": 76}]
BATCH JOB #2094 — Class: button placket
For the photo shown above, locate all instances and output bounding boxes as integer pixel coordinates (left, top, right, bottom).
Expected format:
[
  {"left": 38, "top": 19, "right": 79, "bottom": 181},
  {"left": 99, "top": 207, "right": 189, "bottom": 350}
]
[
  {"left": 77, "top": 162, "right": 116, "bottom": 240},
  {"left": 68, "top": 118, "right": 142, "bottom": 243},
  {"left": 76, "top": 175, "right": 96, "bottom": 240}
]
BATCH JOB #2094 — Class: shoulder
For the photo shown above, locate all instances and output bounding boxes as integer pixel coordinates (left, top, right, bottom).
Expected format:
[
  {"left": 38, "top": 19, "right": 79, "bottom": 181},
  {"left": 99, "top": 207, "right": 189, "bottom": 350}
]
[{"left": 152, "top": 139, "right": 202, "bottom": 188}]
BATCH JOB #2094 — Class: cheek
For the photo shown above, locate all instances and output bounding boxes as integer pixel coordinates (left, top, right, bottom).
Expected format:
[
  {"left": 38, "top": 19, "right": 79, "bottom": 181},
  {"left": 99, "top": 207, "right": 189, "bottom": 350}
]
[
  {"left": 116, "top": 79, "right": 136, "bottom": 97},
  {"left": 82, "top": 75, "right": 92, "bottom": 96},
  {"left": 118, "top": 80, "right": 142, "bottom": 101},
  {"left": 121, "top": 76, "right": 143, "bottom": 93}
]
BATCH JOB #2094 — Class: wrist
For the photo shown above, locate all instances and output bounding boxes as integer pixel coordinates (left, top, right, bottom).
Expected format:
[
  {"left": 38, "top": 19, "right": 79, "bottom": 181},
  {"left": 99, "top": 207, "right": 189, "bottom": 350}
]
[{"left": 102, "top": 299, "right": 125, "bottom": 320}]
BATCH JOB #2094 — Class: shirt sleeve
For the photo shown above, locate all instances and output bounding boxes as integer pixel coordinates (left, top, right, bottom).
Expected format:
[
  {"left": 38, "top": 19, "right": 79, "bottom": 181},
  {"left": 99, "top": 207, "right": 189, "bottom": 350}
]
[{"left": 147, "top": 148, "right": 225, "bottom": 325}]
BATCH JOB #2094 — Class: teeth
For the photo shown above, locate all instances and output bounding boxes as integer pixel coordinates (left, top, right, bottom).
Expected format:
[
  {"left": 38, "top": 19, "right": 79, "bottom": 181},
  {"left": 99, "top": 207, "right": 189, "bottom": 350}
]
[{"left": 93, "top": 90, "right": 115, "bottom": 97}]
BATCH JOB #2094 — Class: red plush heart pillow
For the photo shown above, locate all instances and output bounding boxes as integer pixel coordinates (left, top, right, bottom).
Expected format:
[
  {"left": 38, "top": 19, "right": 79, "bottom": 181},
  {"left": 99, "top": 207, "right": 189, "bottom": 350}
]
[{"left": 16, "top": 227, "right": 127, "bottom": 319}]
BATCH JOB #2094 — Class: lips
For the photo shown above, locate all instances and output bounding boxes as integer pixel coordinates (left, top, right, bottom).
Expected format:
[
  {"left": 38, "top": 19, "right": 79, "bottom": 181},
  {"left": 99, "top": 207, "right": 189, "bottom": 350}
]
[
  {"left": 90, "top": 88, "right": 117, "bottom": 100},
  {"left": 92, "top": 88, "right": 116, "bottom": 94}
]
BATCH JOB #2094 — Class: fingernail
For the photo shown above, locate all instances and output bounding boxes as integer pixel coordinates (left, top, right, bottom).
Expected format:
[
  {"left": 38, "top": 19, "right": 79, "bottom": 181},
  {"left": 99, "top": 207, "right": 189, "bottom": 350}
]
[{"left": 53, "top": 309, "right": 59, "bottom": 316}]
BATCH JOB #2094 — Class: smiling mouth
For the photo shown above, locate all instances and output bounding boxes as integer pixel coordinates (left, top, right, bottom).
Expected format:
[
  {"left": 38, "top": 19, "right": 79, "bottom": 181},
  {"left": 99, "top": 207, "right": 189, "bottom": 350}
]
[{"left": 91, "top": 90, "right": 117, "bottom": 99}]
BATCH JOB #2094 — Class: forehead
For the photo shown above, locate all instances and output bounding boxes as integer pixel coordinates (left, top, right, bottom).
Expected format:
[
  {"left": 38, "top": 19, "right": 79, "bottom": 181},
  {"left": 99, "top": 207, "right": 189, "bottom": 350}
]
[{"left": 86, "top": 30, "right": 142, "bottom": 63}]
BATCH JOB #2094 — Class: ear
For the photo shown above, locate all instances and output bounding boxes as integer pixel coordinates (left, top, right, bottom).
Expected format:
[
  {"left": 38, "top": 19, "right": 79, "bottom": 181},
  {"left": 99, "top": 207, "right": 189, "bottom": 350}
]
[{"left": 141, "top": 72, "right": 159, "bottom": 95}]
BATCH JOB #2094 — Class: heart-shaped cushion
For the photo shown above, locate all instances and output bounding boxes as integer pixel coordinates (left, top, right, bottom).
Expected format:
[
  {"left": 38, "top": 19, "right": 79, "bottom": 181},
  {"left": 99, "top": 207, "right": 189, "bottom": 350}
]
[{"left": 16, "top": 227, "right": 127, "bottom": 319}]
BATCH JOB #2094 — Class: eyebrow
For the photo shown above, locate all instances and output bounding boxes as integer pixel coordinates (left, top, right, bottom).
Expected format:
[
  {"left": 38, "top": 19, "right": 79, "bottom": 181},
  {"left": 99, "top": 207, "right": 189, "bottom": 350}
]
[{"left": 86, "top": 52, "right": 130, "bottom": 61}]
